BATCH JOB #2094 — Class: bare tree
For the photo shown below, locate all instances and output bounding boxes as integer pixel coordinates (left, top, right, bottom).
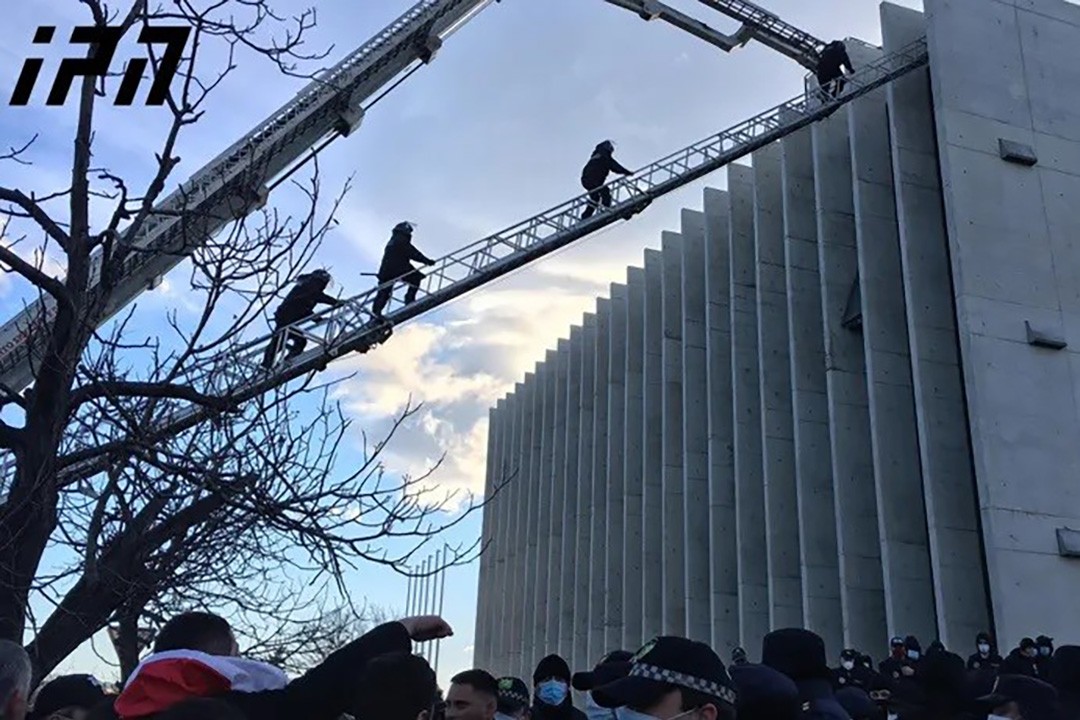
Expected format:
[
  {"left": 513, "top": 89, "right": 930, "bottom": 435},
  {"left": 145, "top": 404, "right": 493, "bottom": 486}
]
[
  {"left": 243, "top": 602, "right": 394, "bottom": 676},
  {"left": 0, "top": 0, "right": 488, "bottom": 683}
]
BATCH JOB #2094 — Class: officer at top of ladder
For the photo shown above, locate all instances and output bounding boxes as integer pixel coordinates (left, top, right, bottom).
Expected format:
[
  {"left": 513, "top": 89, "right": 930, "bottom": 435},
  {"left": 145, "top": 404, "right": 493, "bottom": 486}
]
[
  {"left": 580, "top": 140, "right": 633, "bottom": 220},
  {"left": 815, "top": 40, "right": 855, "bottom": 98},
  {"left": 372, "top": 222, "right": 436, "bottom": 318},
  {"left": 262, "top": 269, "right": 343, "bottom": 368}
]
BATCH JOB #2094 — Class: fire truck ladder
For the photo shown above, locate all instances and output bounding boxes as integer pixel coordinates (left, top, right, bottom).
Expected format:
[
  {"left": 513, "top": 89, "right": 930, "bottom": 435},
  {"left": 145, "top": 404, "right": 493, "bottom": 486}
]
[
  {"left": 44, "top": 37, "right": 928, "bottom": 486},
  {"left": 0, "top": 0, "right": 497, "bottom": 393},
  {"left": 0, "top": 0, "right": 829, "bottom": 395}
]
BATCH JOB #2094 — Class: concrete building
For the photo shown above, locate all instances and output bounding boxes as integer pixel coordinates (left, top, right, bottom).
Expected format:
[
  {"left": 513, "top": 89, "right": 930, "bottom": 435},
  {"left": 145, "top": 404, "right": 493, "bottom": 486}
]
[{"left": 474, "top": 0, "right": 1080, "bottom": 678}]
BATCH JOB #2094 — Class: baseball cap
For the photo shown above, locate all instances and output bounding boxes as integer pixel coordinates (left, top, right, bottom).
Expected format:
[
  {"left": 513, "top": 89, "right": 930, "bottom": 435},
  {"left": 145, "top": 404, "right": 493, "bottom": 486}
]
[
  {"left": 592, "top": 637, "right": 736, "bottom": 711},
  {"left": 572, "top": 651, "right": 633, "bottom": 692},
  {"left": 496, "top": 677, "right": 531, "bottom": 711},
  {"left": 29, "top": 675, "right": 105, "bottom": 720}
]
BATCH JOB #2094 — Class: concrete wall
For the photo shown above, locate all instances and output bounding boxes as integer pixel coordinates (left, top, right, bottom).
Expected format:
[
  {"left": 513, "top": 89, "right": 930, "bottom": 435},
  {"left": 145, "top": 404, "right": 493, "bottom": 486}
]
[
  {"left": 926, "top": 0, "right": 1080, "bottom": 646},
  {"left": 474, "top": 0, "right": 1080, "bottom": 674}
]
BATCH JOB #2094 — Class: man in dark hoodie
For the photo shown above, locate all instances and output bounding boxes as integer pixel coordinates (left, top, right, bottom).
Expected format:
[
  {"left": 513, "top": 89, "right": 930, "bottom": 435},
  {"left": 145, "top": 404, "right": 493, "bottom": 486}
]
[
  {"left": 968, "top": 632, "right": 1003, "bottom": 673},
  {"left": 110, "top": 612, "right": 451, "bottom": 720},
  {"left": 262, "top": 268, "right": 343, "bottom": 368},
  {"left": 1036, "top": 636, "right": 1056, "bottom": 680},
  {"left": 1003, "top": 638, "right": 1041, "bottom": 678},
  {"left": 894, "top": 651, "right": 967, "bottom": 720},
  {"left": 531, "top": 655, "right": 585, "bottom": 720},
  {"left": 579, "top": 141, "right": 633, "bottom": 221},
  {"left": 761, "top": 628, "right": 851, "bottom": 720},
  {"left": 371, "top": 222, "right": 436, "bottom": 318}
]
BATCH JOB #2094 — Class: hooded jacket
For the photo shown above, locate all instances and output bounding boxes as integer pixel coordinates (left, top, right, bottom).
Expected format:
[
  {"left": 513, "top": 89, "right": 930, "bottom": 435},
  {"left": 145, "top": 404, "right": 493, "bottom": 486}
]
[
  {"left": 581, "top": 144, "right": 631, "bottom": 189},
  {"left": 532, "top": 655, "right": 586, "bottom": 720},
  {"left": 109, "top": 620, "right": 411, "bottom": 720},
  {"left": 377, "top": 228, "right": 434, "bottom": 282},
  {"left": 275, "top": 273, "right": 338, "bottom": 324}
]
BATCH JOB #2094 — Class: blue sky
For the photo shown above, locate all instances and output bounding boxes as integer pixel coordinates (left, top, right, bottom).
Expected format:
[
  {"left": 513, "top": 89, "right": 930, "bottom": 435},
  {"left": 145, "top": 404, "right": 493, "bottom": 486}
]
[{"left": 1, "top": 0, "right": 919, "bottom": 688}]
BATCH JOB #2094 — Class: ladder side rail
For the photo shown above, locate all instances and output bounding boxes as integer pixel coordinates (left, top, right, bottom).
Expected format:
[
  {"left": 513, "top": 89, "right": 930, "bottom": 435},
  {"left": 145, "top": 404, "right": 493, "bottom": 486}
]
[{"left": 35, "top": 39, "right": 929, "bottom": 486}]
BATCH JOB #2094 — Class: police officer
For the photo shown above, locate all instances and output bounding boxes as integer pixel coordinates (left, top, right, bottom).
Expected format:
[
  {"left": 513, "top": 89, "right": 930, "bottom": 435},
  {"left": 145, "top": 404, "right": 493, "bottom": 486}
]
[
  {"left": 815, "top": 40, "right": 855, "bottom": 97},
  {"left": 832, "top": 649, "right": 862, "bottom": 691},
  {"left": 371, "top": 222, "right": 436, "bottom": 318},
  {"left": 579, "top": 141, "right": 633, "bottom": 220},
  {"left": 262, "top": 269, "right": 342, "bottom": 368}
]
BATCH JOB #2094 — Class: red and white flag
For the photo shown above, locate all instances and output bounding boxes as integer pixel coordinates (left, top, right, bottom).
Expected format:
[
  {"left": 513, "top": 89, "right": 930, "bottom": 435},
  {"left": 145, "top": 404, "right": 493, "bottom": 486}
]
[{"left": 115, "top": 650, "right": 289, "bottom": 719}]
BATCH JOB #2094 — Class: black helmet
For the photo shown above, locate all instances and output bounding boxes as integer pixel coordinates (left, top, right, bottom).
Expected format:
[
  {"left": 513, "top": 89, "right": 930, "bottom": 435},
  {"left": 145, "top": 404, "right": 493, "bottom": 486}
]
[
  {"left": 394, "top": 221, "right": 415, "bottom": 234},
  {"left": 597, "top": 140, "right": 615, "bottom": 154}
]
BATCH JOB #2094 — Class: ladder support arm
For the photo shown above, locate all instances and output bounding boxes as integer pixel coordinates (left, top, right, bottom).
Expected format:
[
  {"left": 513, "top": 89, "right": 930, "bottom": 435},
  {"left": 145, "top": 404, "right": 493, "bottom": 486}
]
[{"left": 604, "top": 0, "right": 755, "bottom": 52}]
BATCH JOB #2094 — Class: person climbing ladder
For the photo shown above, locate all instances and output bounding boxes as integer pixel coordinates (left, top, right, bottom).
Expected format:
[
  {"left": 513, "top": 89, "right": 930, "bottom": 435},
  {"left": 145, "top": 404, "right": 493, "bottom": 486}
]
[
  {"left": 371, "top": 222, "right": 436, "bottom": 318},
  {"left": 580, "top": 140, "right": 633, "bottom": 220},
  {"left": 262, "top": 269, "right": 342, "bottom": 368}
]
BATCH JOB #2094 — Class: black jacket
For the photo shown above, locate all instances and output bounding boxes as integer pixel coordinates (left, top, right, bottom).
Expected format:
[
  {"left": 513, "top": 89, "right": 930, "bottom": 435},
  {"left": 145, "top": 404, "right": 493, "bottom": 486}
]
[
  {"left": 581, "top": 148, "right": 631, "bottom": 189},
  {"left": 1002, "top": 649, "right": 1040, "bottom": 678},
  {"left": 276, "top": 274, "right": 338, "bottom": 324},
  {"left": 531, "top": 698, "right": 587, "bottom": 720},
  {"left": 966, "top": 651, "right": 1003, "bottom": 672},
  {"left": 817, "top": 40, "right": 853, "bottom": 79},
  {"left": 377, "top": 229, "right": 434, "bottom": 282}
]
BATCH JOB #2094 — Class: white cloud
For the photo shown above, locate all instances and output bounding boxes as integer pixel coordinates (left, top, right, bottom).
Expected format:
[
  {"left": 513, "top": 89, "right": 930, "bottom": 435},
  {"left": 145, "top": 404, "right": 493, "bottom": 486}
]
[{"left": 462, "top": 644, "right": 475, "bottom": 655}]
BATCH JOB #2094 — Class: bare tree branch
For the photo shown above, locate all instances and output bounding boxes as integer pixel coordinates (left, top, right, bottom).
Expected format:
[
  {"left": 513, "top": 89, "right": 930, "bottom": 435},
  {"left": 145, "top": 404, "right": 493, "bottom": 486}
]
[{"left": 0, "top": 188, "right": 72, "bottom": 252}]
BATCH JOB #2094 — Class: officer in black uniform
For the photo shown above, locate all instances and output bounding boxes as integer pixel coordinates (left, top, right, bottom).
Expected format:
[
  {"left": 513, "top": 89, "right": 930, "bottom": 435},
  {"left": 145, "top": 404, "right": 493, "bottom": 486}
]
[
  {"left": 580, "top": 141, "right": 633, "bottom": 220},
  {"left": 262, "top": 269, "right": 342, "bottom": 368},
  {"left": 815, "top": 40, "right": 855, "bottom": 97},
  {"left": 371, "top": 222, "right": 436, "bottom": 318}
]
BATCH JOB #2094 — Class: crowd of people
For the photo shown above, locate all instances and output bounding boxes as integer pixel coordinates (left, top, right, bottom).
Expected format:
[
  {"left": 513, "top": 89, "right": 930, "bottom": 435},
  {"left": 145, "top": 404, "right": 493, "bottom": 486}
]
[{"left": 1, "top": 609, "right": 1078, "bottom": 720}]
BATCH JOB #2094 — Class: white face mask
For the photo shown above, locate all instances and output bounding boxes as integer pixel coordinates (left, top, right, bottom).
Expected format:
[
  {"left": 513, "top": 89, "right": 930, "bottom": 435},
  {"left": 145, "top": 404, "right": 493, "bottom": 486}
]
[
  {"left": 907, "top": 650, "right": 920, "bottom": 660},
  {"left": 988, "top": 715, "right": 1012, "bottom": 720},
  {"left": 978, "top": 644, "right": 991, "bottom": 654},
  {"left": 841, "top": 660, "right": 855, "bottom": 671}
]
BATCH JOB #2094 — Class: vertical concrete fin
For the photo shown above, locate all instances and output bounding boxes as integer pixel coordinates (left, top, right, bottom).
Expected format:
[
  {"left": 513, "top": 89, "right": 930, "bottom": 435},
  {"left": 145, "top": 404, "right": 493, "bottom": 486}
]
[
  {"left": 813, "top": 111, "right": 887, "bottom": 653},
  {"left": 560, "top": 327, "right": 584, "bottom": 661},
  {"left": 661, "top": 232, "right": 688, "bottom": 636},
  {"left": 849, "top": 88, "right": 937, "bottom": 641},
  {"left": 681, "top": 210, "right": 711, "bottom": 643},
  {"left": 623, "top": 268, "right": 647, "bottom": 651},
  {"left": 643, "top": 250, "right": 665, "bottom": 641},
  {"left": 606, "top": 284, "right": 629, "bottom": 649},
  {"left": 782, "top": 122, "right": 844, "bottom": 651},
  {"left": 704, "top": 187, "right": 739, "bottom": 654},
  {"left": 754, "top": 142, "right": 804, "bottom": 630},
  {"left": 729, "top": 162, "right": 769, "bottom": 653}
]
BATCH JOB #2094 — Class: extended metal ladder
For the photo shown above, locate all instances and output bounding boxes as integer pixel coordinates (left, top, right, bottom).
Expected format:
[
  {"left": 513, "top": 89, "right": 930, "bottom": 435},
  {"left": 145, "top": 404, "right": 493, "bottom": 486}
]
[
  {"left": 0, "top": 0, "right": 495, "bottom": 392},
  {"left": 0, "top": 0, "right": 830, "bottom": 395},
  {"left": 39, "top": 38, "right": 929, "bottom": 486}
]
